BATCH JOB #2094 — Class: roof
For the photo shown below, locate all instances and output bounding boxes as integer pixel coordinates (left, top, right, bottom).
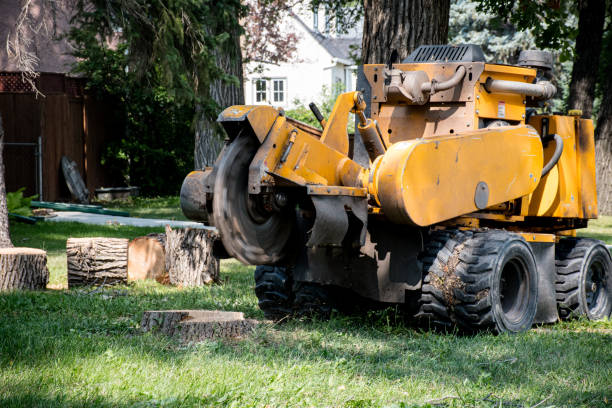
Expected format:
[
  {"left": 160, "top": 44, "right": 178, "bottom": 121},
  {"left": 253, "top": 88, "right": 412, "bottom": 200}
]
[{"left": 292, "top": 12, "right": 360, "bottom": 64}]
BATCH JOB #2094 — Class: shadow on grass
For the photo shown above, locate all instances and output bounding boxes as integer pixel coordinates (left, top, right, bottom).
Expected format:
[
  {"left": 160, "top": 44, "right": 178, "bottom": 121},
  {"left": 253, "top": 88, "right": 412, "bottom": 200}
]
[
  {"left": 0, "top": 392, "right": 222, "bottom": 408},
  {"left": 1, "top": 283, "right": 610, "bottom": 407}
]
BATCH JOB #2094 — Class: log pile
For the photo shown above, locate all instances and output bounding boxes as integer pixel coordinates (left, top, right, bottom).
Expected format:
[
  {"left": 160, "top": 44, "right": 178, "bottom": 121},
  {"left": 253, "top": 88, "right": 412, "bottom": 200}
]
[
  {"left": 0, "top": 247, "right": 49, "bottom": 290},
  {"left": 141, "top": 310, "right": 258, "bottom": 342},
  {"left": 67, "top": 238, "right": 128, "bottom": 287},
  {"left": 66, "top": 227, "right": 219, "bottom": 288}
]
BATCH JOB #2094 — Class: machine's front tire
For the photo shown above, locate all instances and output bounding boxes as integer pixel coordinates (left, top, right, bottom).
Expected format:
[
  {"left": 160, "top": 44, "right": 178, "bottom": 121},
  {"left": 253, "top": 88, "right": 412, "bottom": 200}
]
[
  {"left": 254, "top": 265, "right": 293, "bottom": 321},
  {"left": 418, "top": 229, "right": 539, "bottom": 334},
  {"left": 293, "top": 281, "right": 333, "bottom": 319},
  {"left": 555, "top": 238, "right": 612, "bottom": 320},
  {"left": 213, "top": 133, "right": 293, "bottom": 265}
]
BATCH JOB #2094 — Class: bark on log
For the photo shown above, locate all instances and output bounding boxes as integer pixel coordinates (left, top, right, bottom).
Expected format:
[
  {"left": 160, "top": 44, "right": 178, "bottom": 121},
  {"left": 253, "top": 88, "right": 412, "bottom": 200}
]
[
  {"left": 0, "top": 247, "right": 48, "bottom": 290},
  {"left": 0, "top": 113, "right": 13, "bottom": 247},
  {"left": 67, "top": 238, "right": 128, "bottom": 287},
  {"left": 164, "top": 226, "right": 219, "bottom": 286},
  {"left": 141, "top": 310, "right": 258, "bottom": 342},
  {"left": 127, "top": 234, "right": 167, "bottom": 283}
]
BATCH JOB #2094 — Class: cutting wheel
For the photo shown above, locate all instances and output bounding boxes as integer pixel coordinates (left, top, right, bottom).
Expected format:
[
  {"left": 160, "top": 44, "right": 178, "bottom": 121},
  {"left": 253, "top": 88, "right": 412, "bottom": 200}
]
[{"left": 213, "top": 133, "right": 293, "bottom": 265}]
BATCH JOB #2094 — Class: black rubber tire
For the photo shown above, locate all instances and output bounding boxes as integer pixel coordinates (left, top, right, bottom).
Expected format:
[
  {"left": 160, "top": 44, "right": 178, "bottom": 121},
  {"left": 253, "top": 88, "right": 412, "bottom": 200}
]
[
  {"left": 555, "top": 238, "right": 612, "bottom": 320},
  {"left": 293, "top": 281, "right": 333, "bottom": 319},
  {"left": 417, "top": 229, "right": 539, "bottom": 334},
  {"left": 254, "top": 265, "right": 293, "bottom": 321}
]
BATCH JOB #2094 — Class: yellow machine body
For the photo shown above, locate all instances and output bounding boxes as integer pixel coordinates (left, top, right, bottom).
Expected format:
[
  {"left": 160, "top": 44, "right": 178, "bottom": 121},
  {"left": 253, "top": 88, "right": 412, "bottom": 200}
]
[
  {"left": 181, "top": 45, "right": 609, "bottom": 329},
  {"left": 214, "top": 61, "right": 597, "bottom": 230},
  {"left": 524, "top": 115, "right": 598, "bottom": 219}
]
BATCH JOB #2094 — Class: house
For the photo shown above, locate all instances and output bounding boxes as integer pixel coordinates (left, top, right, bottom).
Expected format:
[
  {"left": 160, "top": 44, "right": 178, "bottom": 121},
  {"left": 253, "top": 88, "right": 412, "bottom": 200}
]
[
  {"left": 0, "top": 0, "right": 118, "bottom": 201},
  {"left": 243, "top": 6, "right": 361, "bottom": 109}
]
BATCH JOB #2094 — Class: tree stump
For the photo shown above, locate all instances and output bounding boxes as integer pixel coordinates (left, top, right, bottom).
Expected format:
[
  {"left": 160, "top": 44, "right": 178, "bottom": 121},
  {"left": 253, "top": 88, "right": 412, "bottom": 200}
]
[
  {"left": 0, "top": 248, "right": 49, "bottom": 290},
  {"left": 165, "top": 226, "right": 219, "bottom": 286},
  {"left": 67, "top": 238, "right": 128, "bottom": 287},
  {"left": 127, "top": 234, "right": 168, "bottom": 283},
  {"left": 141, "top": 310, "right": 258, "bottom": 342}
]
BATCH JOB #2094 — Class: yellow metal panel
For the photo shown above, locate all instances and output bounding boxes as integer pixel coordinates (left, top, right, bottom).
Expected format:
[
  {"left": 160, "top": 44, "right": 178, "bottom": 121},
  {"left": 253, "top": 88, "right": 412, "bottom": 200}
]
[
  {"left": 518, "top": 232, "right": 556, "bottom": 243},
  {"left": 474, "top": 83, "right": 525, "bottom": 122},
  {"left": 523, "top": 115, "right": 598, "bottom": 219},
  {"left": 248, "top": 115, "right": 366, "bottom": 190},
  {"left": 483, "top": 64, "right": 536, "bottom": 78},
  {"left": 577, "top": 119, "right": 598, "bottom": 218},
  {"left": 528, "top": 165, "right": 560, "bottom": 216},
  {"left": 524, "top": 116, "right": 581, "bottom": 218},
  {"left": 319, "top": 91, "right": 359, "bottom": 155},
  {"left": 373, "top": 125, "right": 543, "bottom": 226},
  {"left": 218, "top": 105, "right": 280, "bottom": 143},
  {"left": 474, "top": 65, "right": 535, "bottom": 123}
]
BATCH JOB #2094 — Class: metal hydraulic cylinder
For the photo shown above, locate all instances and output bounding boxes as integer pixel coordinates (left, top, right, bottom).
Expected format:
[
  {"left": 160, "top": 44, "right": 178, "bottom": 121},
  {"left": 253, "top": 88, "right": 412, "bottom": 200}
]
[{"left": 357, "top": 115, "right": 387, "bottom": 161}]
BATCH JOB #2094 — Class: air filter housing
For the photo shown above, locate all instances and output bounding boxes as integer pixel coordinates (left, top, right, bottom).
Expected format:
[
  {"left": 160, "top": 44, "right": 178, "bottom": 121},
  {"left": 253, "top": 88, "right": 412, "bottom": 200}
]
[{"left": 402, "top": 44, "right": 486, "bottom": 63}]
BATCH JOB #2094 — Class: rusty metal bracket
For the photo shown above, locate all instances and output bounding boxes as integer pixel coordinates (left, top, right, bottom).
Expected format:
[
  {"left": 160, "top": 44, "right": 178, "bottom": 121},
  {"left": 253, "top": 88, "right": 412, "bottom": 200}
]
[{"left": 306, "top": 185, "right": 368, "bottom": 197}]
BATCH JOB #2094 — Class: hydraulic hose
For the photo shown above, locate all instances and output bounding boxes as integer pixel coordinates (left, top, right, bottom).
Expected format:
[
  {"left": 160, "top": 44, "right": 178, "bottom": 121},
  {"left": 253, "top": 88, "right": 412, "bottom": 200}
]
[
  {"left": 421, "top": 65, "right": 466, "bottom": 94},
  {"left": 541, "top": 134, "right": 563, "bottom": 177}
]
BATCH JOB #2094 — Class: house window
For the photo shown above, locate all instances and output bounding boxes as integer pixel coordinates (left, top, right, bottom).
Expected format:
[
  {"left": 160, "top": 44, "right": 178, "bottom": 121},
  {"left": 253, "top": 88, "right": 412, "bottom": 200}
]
[
  {"left": 273, "top": 79, "right": 285, "bottom": 102},
  {"left": 255, "top": 79, "right": 267, "bottom": 102},
  {"left": 253, "top": 78, "right": 287, "bottom": 105}
]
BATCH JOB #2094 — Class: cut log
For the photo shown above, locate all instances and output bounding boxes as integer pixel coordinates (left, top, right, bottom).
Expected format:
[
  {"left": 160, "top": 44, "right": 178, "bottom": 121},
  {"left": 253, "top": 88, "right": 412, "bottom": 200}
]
[
  {"left": 0, "top": 247, "right": 49, "bottom": 290},
  {"left": 67, "top": 238, "right": 128, "bottom": 287},
  {"left": 165, "top": 226, "right": 219, "bottom": 286},
  {"left": 127, "top": 234, "right": 167, "bottom": 283},
  {"left": 141, "top": 310, "right": 258, "bottom": 342}
]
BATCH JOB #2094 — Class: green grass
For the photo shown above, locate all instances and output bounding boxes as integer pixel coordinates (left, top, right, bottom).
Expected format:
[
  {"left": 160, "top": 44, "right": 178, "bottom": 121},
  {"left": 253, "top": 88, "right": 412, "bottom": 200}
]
[
  {"left": 1, "top": 210, "right": 611, "bottom": 407},
  {"left": 98, "top": 196, "right": 187, "bottom": 221}
]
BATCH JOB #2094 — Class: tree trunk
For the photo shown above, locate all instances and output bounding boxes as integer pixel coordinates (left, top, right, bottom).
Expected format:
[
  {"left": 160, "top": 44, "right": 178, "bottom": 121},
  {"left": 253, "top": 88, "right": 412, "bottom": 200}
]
[
  {"left": 141, "top": 310, "right": 258, "bottom": 342},
  {"left": 361, "top": 0, "right": 451, "bottom": 65},
  {"left": 567, "top": 0, "right": 606, "bottom": 118},
  {"left": 0, "top": 248, "right": 48, "bottom": 290},
  {"left": 66, "top": 238, "right": 128, "bottom": 287},
  {"left": 164, "top": 226, "right": 219, "bottom": 286},
  {"left": 595, "top": 68, "right": 612, "bottom": 214},
  {"left": 127, "top": 234, "right": 167, "bottom": 283},
  {"left": 0, "top": 114, "right": 12, "bottom": 247},
  {"left": 194, "top": 27, "right": 245, "bottom": 169}
]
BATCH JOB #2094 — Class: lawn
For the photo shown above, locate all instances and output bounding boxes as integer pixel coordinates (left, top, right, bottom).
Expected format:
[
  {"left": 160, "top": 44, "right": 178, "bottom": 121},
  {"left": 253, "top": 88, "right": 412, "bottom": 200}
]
[{"left": 0, "top": 205, "right": 610, "bottom": 407}]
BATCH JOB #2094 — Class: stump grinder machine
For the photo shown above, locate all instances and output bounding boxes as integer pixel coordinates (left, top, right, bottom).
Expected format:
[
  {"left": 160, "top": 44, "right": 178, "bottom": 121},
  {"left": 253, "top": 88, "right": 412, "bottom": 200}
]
[{"left": 180, "top": 45, "right": 612, "bottom": 333}]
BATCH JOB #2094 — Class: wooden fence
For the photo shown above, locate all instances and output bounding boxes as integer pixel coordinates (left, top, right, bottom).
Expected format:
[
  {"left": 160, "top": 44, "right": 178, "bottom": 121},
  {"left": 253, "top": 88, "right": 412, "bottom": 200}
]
[{"left": 0, "top": 72, "right": 119, "bottom": 201}]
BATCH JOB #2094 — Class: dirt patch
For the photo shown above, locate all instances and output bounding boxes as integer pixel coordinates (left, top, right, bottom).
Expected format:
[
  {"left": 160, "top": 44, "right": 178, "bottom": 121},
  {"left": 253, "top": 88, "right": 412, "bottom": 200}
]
[{"left": 430, "top": 242, "right": 466, "bottom": 307}]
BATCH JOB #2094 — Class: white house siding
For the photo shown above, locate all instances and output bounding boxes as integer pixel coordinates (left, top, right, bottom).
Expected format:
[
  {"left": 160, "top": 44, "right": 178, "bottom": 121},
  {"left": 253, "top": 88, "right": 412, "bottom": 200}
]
[{"left": 244, "top": 12, "right": 358, "bottom": 109}]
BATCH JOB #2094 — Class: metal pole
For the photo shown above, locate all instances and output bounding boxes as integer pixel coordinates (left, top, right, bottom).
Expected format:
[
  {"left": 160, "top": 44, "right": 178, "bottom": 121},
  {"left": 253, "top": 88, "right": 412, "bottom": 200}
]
[{"left": 37, "top": 136, "right": 43, "bottom": 200}]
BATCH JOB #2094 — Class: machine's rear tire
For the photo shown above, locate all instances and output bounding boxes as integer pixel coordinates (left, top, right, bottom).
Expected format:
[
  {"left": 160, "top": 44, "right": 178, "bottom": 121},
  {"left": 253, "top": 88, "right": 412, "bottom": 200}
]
[
  {"left": 417, "top": 229, "right": 539, "bottom": 334},
  {"left": 293, "top": 281, "right": 333, "bottom": 319},
  {"left": 555, "top": 238, "right": 612, "bottom": 320},
  {"left": 254, "top": 265, "right": 293, "bottom": 321}
]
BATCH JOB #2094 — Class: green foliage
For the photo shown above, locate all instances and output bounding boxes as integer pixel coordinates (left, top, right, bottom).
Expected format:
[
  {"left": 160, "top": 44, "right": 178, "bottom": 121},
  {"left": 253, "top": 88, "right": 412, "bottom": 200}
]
[
  {"left": 6, "top": 188, "right": 37, "bottom": 216},
  {"left": 67, "top": 0, "right": 248, "bottom": 196},
  {"left": 70, "top": 0, "right": 245, "bottom": 110},
  {"left": 450, "top": 0, "right": 574, "bottom": 113},
  {"left": 286, "top": 84, "right": 355, "bottom": 133},
  {"left": 70, "top": 39, "right": 194, "bottom": 196},
  {"left": 475, "top": 0, "right": 578, "bottom": 62}
]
